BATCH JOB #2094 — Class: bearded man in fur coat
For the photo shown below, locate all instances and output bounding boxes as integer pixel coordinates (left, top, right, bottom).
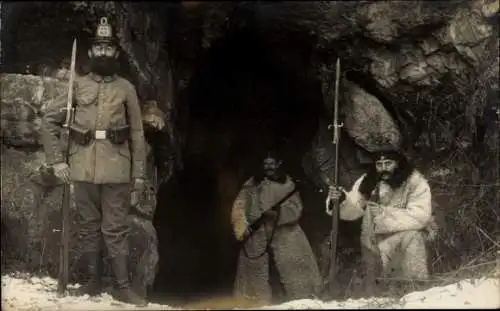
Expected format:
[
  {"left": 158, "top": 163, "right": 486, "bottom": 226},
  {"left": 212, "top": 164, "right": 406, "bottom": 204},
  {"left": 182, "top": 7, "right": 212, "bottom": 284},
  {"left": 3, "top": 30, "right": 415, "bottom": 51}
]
[
  {"left": 231, "top": 152, "right": 321, "bottom": 304},
  {"left": 327, "top": 149, "right": 433, "bottom": 292}
]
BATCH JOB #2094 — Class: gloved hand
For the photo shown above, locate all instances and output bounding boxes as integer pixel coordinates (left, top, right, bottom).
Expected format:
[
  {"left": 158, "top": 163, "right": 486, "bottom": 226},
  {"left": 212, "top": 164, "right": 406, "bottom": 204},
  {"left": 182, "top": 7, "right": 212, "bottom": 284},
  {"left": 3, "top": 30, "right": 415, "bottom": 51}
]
[
  {"left": 52, "top": 162, "right": 71, "bottom": 183},
  {"left": 131, "top": 178, "right": 146, "bottom": 207}
]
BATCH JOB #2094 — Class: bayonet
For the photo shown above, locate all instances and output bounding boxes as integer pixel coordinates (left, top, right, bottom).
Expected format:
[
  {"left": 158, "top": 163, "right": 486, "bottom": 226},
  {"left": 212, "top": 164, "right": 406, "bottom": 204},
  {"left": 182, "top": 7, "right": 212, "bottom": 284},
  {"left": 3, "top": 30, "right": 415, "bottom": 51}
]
[
  {"left": 57, "top": 38, "right": 77, "bottom": 295},
  {"left": 323, "top": 58, "right": 343, "bottom": 295}
]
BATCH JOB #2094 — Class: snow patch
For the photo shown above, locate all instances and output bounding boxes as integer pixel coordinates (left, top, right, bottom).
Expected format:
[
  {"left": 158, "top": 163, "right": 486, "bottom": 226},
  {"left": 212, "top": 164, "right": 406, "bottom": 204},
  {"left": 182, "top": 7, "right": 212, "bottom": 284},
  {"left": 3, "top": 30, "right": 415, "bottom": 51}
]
[
  {"left": 2, "top": 273, "right": 499, "bottom": 310},
  {"left": 1, "top": 274, "right": 174, "bottom": 311}
]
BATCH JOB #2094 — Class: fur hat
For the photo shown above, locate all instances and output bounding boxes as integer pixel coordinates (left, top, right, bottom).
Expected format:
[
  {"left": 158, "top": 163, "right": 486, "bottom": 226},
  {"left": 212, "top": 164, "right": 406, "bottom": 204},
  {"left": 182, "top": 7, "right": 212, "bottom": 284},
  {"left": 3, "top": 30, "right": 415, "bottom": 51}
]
[{"left": 372, "top": 148, "right": 405, "bottom": 162}]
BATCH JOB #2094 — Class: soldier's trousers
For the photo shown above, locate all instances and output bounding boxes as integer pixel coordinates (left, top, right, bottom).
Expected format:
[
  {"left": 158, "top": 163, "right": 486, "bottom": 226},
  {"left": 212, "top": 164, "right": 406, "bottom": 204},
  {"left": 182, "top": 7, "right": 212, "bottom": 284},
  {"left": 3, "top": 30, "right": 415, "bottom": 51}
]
[{"left": 74, "top": 181, "right": 130, "bottom": 257}]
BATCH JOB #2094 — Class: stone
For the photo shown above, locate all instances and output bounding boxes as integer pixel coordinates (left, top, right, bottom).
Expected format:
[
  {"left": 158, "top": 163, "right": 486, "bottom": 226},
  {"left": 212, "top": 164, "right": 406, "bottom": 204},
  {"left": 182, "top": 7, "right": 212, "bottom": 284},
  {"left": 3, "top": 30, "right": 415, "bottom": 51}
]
[
  {"left": 426, "top": 52, "right": 450, "bottom": 74},
  {"left": 357, "top": 1, "right": 459, "bottom": 43},
  {"left": 362, "top": 2, "right": 399, "bottom": 43},
  {"left": 0, "top": 74, "right": 68, "bottom": 148},
  {"left": 449, "top": 9, "right": 494, "bottom": 47},
  {"left": 419, "top": 37, "right": 441, "bottom": 56},
  {"left": 433, "top": 6, "right": 496, "bottom": 65},
  {"left": 368, "top": 49, "right": 400, "bottom": 89},
  {"left": 0, "top": 119, "right": 41, "bottom": 147},
  {"left": 1, "top": 99, "right": 38, "bottom": 121},
  {"left": 343, "top": 81, "right": 402, "bottom": 152},
  {"left": 399, "top": 61, "right": 433, "bottom": 86},
  {"left": 0, "top": 74, "right": 67, "bottom": 113},
  {"left": 471, "top": 0, "right": 500, "bottom": 18}
]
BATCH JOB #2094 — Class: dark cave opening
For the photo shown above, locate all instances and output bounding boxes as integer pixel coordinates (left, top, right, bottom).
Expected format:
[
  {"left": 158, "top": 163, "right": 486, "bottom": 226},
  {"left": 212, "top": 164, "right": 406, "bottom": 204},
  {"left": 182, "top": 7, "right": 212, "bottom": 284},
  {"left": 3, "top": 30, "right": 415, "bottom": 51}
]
[{"left": 151, "top": 28, "right": 325, "bottom": 304}]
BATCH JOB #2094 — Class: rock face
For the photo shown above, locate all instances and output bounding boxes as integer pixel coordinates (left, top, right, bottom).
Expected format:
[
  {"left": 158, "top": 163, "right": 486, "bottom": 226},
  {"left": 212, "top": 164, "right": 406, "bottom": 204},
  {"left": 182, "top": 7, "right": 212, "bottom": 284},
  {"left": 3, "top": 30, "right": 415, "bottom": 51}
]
[
  {"left": 343, "top": 80, "right": 401, "bottom": 152},
  {"left": 0, "top": 74, "right": 65, "bottom": 147}
]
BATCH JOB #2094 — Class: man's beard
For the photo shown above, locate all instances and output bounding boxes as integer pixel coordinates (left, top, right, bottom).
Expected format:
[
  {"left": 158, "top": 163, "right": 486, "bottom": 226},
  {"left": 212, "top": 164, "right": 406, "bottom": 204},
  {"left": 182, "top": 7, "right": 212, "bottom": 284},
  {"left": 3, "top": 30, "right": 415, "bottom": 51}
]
[
  {"left": 378, "top": 171, "right": 393, "bottom": 181},
  {"left": 89, "top": 56, "right": 119, "bottom": 76},
  {"left": 264, "top": 169, "right": 276, "bottom": 178}
]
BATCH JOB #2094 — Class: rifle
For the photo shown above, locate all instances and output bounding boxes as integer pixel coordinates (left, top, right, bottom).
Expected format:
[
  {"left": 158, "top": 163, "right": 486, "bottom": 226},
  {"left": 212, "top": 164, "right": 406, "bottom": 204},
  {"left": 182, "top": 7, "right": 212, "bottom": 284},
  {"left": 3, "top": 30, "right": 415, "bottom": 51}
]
[
  {"left": 57, "top": 38, "right": 77, "bottom": 295},
  {"left": 322, "top": 58, "right": 343, "bottom": 294},
  {"left": 241, "top": 186, "right": 299, "bottom": 259}
]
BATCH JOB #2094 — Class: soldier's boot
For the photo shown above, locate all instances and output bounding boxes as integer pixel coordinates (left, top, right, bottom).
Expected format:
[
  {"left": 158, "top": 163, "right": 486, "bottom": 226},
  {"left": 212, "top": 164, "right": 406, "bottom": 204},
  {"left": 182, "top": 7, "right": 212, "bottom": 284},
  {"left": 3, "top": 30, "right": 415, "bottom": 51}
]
[
  {"left": 111, "top": 255, "right": 147, "bottom": 306},
  {"left": 76, "top": 251, "right": 102, "bottom": 296}
]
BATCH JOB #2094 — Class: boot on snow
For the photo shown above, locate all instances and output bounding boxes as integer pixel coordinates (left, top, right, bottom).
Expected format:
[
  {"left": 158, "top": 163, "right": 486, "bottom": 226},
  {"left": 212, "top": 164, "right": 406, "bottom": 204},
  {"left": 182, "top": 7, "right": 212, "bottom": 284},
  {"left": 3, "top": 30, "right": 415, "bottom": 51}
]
[
  {"left": 76, "top": 251, "right": 102, "bottom": 296},
  {"left": 111, "top": 255, "right": 147, "bottom": 306}
]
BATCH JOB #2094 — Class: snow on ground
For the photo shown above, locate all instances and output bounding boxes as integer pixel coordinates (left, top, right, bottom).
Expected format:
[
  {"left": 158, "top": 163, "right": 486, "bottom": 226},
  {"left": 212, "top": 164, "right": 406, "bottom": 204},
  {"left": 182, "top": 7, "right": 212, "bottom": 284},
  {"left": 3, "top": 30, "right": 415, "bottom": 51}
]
[{"left": 2, "top": 273, "right": 499, "bottom": 310}]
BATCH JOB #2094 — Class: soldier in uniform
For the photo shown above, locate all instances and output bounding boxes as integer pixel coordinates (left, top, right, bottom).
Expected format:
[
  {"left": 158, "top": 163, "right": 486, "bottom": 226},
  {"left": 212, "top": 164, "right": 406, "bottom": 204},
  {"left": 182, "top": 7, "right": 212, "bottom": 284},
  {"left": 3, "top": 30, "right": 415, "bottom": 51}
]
[{"left": 41, "top": 17, "right": 147, "bottom": 306}]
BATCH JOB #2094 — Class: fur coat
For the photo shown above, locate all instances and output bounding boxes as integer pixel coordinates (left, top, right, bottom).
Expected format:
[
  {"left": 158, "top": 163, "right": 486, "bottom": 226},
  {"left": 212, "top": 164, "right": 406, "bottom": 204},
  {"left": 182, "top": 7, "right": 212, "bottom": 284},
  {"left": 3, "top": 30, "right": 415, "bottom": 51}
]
[
  {"left": 231, "top": 176, "right": 322, "bottom": 303},
  {"left": 337, "top": 170, "right": 433, "bottom": 280}
]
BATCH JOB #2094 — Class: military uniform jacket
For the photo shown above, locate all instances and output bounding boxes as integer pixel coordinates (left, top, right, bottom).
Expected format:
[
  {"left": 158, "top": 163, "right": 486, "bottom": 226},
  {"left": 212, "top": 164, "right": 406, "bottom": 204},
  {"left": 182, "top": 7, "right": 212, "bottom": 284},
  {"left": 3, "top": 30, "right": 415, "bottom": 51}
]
[{"left": 41, "top": 72, "right": 146, "bottom": 184}]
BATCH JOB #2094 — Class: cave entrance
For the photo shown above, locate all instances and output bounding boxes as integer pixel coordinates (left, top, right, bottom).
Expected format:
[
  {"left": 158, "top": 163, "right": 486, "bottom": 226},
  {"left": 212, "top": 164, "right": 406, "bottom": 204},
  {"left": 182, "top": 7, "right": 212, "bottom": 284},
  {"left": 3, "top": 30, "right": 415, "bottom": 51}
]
[{"left": 152, "top": 27, "right": 324, "bottom": 305}]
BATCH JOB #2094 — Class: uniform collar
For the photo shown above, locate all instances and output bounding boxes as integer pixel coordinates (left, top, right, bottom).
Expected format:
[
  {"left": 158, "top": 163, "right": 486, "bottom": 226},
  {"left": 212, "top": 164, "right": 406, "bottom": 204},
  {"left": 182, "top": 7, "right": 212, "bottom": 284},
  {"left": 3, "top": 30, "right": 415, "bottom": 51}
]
[{"left": 88, "top": 72, "right": 117, "bottom": 83}]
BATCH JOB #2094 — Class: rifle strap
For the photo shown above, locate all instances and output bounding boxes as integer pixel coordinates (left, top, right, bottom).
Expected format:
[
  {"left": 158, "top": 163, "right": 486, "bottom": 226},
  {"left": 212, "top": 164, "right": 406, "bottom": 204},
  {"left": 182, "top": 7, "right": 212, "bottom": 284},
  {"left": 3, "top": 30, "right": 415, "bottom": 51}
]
[{"left": 242, "top": 187, "right": 298, "bottom": 260}]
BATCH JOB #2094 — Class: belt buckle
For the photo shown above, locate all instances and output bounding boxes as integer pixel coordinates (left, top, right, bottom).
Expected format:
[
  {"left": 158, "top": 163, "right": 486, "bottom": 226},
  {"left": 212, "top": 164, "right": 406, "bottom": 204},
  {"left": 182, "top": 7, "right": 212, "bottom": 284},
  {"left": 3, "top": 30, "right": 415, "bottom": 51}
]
[{"left": 95, "top": 130, "right": 107, "bottom": 140}]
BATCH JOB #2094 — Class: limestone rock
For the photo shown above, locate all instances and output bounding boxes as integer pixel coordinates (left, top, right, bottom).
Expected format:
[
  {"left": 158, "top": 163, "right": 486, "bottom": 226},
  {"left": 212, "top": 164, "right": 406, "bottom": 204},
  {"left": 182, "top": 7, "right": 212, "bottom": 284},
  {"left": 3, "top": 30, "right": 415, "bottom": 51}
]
[
  {"left": 0, "top": 74, "right": 67, "bottom": 147},
  {"left": 1, "top": 119, "right": 41, "bottom": 147},
  {"left": 1, "top": 145, "right": 64, "bottom": 272},
  {"left": 0, "top": 74, "right": 67, "bottom": 112},
  {"left": 367, "top": 49, "right": 400, "bottom": 89},
  {"left": 357, "top": 1, "right": 459, "bottom": 43},
  {"left": 471, "top": 0, "right": 500, "bottom": 18},
  {"left": 448, "top": 8, "right": 494, "bottom": 64},
  {"left": 359, "top": 1, "right": 399, "bottom": 43},
  {"left": 419, "top": 37, "right": 442, "bottom": 56},
  {"left": 343, "top": 81, "right": 402, "bottom": 152}
]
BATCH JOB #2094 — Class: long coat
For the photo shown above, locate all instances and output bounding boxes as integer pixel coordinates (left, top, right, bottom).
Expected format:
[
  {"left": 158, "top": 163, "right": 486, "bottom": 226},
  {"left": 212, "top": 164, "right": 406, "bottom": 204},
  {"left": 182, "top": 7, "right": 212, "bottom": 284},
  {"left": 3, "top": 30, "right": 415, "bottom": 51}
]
[
  {"left": 338, "top": 170, "right": 433, "bottom": 280},
  {"left": 41, "top": 72, "right": 146, "bottom": 184},
  {"left": 231, "top": 176, "right": 321, "bottom": 303}
]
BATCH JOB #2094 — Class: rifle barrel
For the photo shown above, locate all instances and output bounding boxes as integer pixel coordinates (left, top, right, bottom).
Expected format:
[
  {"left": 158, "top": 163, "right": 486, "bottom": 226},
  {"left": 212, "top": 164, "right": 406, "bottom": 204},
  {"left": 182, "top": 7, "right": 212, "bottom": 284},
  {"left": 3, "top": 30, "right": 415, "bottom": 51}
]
[
  {"left": 57, "top": 38, "right": 77, "bottom": 295},
  {"left": 333, "top": 58, "right": 341, "bottom": 184},
  {"left": 324, "top": 58, "right": 342, "bottom": 295}
]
